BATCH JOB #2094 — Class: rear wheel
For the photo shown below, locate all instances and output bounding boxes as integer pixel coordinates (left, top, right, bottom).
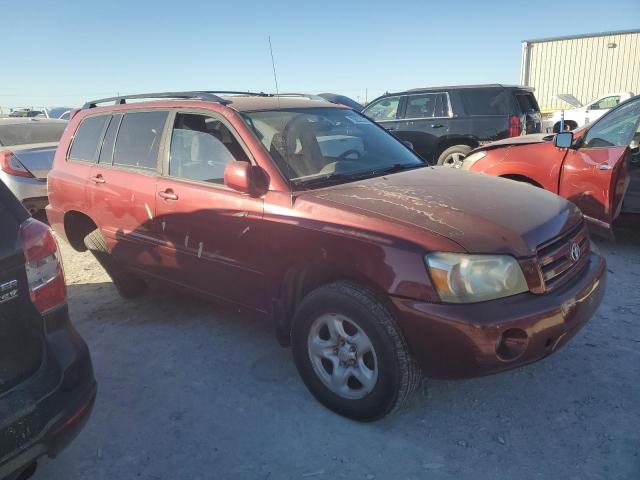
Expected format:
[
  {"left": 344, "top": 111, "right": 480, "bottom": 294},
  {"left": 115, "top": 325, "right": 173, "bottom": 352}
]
[
  {"left": 437, "top": 145, "right": 472, "bottom": 167},
  {"left": 83, "top": 229, "right": 146, "bottom": 298},
  {"left": 291, "top": 281, "right": 421, "bottom": 421}
]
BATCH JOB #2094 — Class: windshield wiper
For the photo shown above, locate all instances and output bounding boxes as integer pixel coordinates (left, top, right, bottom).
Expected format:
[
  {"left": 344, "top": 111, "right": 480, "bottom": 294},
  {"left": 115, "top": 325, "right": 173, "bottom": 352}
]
[{"left": 294, "top": 163, "right": 426, "bottom": 190}]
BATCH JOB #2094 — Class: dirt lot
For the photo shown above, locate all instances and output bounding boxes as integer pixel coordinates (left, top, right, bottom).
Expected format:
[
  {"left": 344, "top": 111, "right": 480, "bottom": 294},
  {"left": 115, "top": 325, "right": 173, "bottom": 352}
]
[{"left": 34, "top": 233, "right": 639, "bottom": 480}]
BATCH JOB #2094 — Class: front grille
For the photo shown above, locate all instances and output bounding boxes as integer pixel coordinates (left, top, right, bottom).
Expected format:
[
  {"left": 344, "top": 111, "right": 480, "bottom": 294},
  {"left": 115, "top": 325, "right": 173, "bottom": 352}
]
[{"left": 536, "top": 221, "right": 590, "bottom": 292}]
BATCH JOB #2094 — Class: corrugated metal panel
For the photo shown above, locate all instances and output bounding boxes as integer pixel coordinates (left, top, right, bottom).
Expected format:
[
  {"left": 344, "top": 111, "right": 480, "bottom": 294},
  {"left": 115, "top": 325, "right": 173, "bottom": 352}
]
[{"left": 521, "top": 31, "right": 640, "bottom": 111}]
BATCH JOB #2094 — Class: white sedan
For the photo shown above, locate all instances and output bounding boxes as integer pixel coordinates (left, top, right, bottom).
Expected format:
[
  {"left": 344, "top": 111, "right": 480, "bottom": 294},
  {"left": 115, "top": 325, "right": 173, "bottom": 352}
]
[{"left": 544, "top": 92, "right": 635, "bottom": 132}]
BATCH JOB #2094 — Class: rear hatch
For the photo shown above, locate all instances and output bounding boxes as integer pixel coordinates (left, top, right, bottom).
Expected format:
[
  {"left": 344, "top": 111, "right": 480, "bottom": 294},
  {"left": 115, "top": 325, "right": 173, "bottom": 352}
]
[
  {"left": 10, "top": 142, "right": 57, "bottom": 180},
  {"left": 0, "top": 182, "right": 43, "bottom": 395},
  {"left": 513, "top": 89, "right": 542, "bottom": 134}
]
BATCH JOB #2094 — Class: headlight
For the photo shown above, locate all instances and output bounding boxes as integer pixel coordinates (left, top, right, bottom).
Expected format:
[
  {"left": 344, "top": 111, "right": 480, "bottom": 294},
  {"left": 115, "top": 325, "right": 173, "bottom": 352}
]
[
  {"left": 460, "top": 150, "right": 487, "bottom": 170},
  {"left": 425, "top": 253, "right": 528, "bottom": 303}
]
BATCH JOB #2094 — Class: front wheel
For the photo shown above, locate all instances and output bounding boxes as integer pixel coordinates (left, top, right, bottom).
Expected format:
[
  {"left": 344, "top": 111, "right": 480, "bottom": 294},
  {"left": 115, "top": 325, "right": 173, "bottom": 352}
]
[
  {"left": 437, "top": 145, "right": 472, "bottom": 167},
  {"left": 291, "top": 282, "right": 421, "bottom": 421}
]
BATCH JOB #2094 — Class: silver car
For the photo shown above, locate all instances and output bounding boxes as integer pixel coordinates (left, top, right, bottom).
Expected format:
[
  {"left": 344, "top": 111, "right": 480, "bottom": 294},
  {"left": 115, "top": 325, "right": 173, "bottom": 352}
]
[{"left": 0, "top": 118, "right": 67, "bottom": 216}]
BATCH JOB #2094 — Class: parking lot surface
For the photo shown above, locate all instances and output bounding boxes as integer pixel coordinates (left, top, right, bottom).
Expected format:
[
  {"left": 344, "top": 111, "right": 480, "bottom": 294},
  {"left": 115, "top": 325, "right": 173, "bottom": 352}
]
[{"left": 35, "top": 234, "right": 639, "bottom": 480}]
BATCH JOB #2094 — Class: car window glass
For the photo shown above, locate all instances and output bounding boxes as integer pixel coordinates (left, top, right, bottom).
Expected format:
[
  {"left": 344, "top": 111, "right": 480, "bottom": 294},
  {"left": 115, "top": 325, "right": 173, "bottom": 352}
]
[
  {"left": 98, "top": 114, "right": 122, "bottom": 165},
  {"left": 113, "top": 111, "right": 168, "bottom": 170},
  {"left": 169, "top": 113, "right": 249, "bottom": 184},
  {"left": 459, "top": 88, "right": 511, "bottom": 115},
  {"left": 404, "top": 93, "right": 448, "bottom": 119},
  {"left": 515, "top": 92, "right": 539, "bottom": 113},
  {"left": 244, "top": 108, "right": 424, "bottom": 186},
  {"left": 590, "top": 96, "right": 620, "bottom": 110},
  {"left": 0, "top": 122, "right": 67, "bottom": 147},
  {"left": 68, "top": 115, "right": 109, "bottom": 162},
  {"left": 583, "top": 99, "right": 640, "bottom": 148},
  {"left": 363, "top": 96, "right": 400, "bottom": 121}
]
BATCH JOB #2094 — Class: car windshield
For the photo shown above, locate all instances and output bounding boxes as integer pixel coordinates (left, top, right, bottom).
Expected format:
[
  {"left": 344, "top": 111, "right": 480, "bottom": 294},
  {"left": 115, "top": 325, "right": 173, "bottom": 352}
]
[
  {"left": 0, "top": 122, "right": 66, "bottom": 146},
  {"left": 243, "top": 107, "right": 425, "bottom": 189}
]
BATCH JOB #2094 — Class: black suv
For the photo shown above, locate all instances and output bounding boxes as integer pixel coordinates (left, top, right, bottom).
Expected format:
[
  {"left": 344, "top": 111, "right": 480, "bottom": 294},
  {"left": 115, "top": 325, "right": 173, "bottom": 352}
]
[
  {"left": 0, "top": 180, "right": 96, "bottom": 480},
  {"left": 362, "top": 84, "right": 542, "bottom": 166}
]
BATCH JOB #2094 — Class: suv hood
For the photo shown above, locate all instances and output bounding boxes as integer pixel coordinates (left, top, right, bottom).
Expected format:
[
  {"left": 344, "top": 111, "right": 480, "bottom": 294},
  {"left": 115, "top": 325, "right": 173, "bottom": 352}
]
[
  {"left": 556, "top": 94, "right": 583, "bottom": 108},
  {"left": 303, "top": 167, "right": 582, "bottom": 257}
]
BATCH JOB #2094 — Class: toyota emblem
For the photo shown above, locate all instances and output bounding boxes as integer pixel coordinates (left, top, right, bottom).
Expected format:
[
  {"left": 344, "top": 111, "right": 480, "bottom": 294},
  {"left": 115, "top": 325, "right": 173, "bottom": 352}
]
[{"left": 569, "top": 242, "right": 581, "bottom": 262}]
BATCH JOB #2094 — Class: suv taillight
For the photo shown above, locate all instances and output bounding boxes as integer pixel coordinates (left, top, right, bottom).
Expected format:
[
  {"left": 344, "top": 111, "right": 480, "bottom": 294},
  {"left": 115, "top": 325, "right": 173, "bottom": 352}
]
[
  {"left": 0, "top": 150, "right": 33, "bottom": 178},
  {"left": 19, "top": 218, "right": 66, "bottom": 313},
  {"left": 508, "top": 115, "right": 522, "bottom": 137}
]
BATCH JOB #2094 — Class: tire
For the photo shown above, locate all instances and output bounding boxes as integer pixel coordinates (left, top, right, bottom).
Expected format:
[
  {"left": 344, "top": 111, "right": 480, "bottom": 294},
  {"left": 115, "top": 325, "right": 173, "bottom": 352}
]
[
  {"left": 83, "top": 229, "right": 147, "bottom": 299},
  {"left": 436, "top": 145, "right": 472, "bottom": 167},
  {"left": 291, "top": 281, "right": 421, "bottom": 421}
]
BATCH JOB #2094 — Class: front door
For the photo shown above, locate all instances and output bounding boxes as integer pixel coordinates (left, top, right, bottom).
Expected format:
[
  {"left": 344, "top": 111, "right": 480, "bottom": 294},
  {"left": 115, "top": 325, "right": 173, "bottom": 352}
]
[
  {"left": 560, "top": 98, "right": 640, "bottom": 230},
  {"left": 154, "top": 111, "right": 266, "bottom": 311},
  {"left": 393, "top": 92, "right": 450, "bottom": 163}
]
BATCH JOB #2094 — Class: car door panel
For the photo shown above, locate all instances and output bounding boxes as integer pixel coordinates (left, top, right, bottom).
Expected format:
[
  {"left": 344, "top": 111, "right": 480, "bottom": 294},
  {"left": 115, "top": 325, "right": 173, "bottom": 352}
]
[
  {"left": 154, "top": 179, "right": 266, "bottom": 310},
  {"left": 559, "top": 147, "right": 630, "bottom": 230},
  {"left": 87, "top": 110, "right": 169, "bottom": 273},
  {"left": 153, "top": 111, "right": 266, "bottom": 311}
]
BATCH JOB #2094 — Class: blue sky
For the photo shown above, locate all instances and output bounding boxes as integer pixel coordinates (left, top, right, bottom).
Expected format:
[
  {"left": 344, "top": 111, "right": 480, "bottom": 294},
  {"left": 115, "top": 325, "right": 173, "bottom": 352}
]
[{"left": 2, "top": 0, "right": 639, "bottom": 108}]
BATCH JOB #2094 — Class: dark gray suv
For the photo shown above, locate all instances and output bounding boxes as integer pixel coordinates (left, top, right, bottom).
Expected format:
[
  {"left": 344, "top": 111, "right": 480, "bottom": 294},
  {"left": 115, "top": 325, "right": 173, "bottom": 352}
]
[{"left": 362, "top": 84, "right": 542, "bottom": 166}]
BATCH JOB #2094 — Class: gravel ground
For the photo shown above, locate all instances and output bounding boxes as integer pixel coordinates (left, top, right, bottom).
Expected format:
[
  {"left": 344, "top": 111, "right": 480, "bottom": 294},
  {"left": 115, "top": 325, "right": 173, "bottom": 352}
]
[{"left": 34, "top": 232, "right": 639, "bottom": 480}]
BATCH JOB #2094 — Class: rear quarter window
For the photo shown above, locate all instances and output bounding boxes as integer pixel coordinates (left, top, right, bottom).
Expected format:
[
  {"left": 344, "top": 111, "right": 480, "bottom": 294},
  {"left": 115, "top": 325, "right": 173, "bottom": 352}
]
[
  {"left": 113, "top": 111, "right": 168, "bottom": 170},
  {"left": 515, "top": 92, "right": 540, "bottom": 113},
  {"left": 69, "top": 115, "right": 109, "bottom": 162},
  {"left": 459, "top": 88, "right": 512, "bottom": 116}
]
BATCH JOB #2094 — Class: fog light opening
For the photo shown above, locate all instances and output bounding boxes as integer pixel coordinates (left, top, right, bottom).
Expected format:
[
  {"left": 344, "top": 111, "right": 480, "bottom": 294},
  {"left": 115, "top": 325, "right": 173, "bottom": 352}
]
[{"left": 496, "top": 328, "right": 529, "bottom": 361}]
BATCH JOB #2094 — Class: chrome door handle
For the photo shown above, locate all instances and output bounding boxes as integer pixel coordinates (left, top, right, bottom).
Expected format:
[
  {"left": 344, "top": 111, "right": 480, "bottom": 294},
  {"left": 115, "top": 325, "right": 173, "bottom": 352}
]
[
  {"left": 89, "top": 175, "right": 105, "bottom": 184},
  {"left": 158, "top": 190, "right": 178, "bottom": 200},
  {"left": 430, "top": 124, "right": 444, "bottom": 128}
]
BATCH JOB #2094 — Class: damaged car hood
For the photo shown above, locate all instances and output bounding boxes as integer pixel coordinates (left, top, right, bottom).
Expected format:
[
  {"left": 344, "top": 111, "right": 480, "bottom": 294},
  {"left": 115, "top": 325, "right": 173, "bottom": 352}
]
[{"left": 302, "top": 167, "right": 582, "bottom": 257}]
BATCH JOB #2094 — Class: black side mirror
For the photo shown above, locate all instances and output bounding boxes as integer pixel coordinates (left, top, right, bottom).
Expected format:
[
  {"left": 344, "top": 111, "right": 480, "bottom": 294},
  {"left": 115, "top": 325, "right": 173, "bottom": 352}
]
[
  {"left": 402, "top": 140, "right": 414, "bottom": 150},
  {"left": 554, "top": 132, "right": 573, "bottom": 149}
]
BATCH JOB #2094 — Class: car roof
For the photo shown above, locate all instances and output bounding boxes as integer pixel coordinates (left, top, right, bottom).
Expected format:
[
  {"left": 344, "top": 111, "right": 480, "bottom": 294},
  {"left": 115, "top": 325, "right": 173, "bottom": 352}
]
[
  {"left": 381, "top": 84, "right": 533, "bottom": 97},
  {"left": 0, "top": 117, "right": 68, "bottom": 126},
  {"left": 221, "top": 95, "right": 344, "bottom": 112}
]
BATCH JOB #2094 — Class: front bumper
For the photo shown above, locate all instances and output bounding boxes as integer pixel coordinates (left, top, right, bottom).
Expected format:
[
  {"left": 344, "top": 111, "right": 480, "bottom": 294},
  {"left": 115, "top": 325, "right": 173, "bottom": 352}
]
[
  {"left": 391, "top": 252, "right": 606, "bottom": 379},
  {"left": 0, "top": 306, "right": 96, "bottom": 480}
]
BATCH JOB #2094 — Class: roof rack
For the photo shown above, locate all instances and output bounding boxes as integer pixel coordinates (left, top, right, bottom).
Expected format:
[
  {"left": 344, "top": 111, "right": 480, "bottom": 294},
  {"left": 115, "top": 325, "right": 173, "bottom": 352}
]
[
  {"left": 276, "top": 93, "right": 327, "bottom": 101},
  {"left": 82, "top": 91, "right": 233, "bottom": 109}
]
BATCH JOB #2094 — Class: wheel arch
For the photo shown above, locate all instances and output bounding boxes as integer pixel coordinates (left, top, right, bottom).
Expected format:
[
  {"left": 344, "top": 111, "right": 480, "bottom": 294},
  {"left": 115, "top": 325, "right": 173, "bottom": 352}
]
[
  {"left": 63, "top": 210, "right": 98, "bottom": 252},
  {"left": 499, "top": 174, "right": 543, "bottom": 188},
  {"left": 273, "top": 262, "right": 391, "bottom": 347}
]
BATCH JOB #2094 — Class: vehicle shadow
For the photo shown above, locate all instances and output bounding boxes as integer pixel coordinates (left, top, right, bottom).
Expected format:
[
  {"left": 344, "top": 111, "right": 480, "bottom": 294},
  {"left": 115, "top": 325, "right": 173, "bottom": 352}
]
[{"left": 53, "top": 269, "right": 638, "bottom": 480}]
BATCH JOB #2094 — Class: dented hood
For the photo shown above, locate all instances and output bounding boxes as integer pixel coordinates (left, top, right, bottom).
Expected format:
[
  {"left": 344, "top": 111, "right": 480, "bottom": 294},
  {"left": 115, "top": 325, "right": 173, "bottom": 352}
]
[
  {"left": 476, "top": 133, "right": 554, "bottom": 152},
  {"left": 304, "top": 167, "right": 582, "bottom": 257}
]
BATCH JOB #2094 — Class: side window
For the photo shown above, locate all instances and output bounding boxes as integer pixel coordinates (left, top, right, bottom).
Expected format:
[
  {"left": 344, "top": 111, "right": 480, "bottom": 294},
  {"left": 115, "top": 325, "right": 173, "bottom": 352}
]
[
  {"left": 404, "top": 93, "right": 448, "bottom": 119},
  {"left": 168, "top": 113, "right": 249, "bottom": 184},
  {"left": 363, "top": 96, "right": 400, "bottom": 121},
  {"left": 98, "top": 114, "right": 122, "bottom": 165},
  {"left": 113, "top": 111, "right": 168, "bottom": 170},
  {"left": 68, "top": 115, "right": 109, "bottom": 162},
  {"left": 459, "top": 88, "right": 511, "bottom": 116},
  {"left": 583, "top": 99, "right": 640, "bottom": 148},
  {"left": 590, "top": 96, "right": 620, "bottom": 110}
]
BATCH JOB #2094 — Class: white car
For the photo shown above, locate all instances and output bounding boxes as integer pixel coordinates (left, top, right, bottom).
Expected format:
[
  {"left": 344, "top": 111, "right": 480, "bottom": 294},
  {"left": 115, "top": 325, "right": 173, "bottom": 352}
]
[{"left": 544, "top": 92, "right": 635, "bottom": 132}]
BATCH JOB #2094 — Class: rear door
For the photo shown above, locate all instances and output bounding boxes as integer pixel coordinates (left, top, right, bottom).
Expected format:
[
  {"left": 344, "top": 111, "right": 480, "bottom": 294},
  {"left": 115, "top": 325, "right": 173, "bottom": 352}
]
[
  {"left": 559, "top": 97, "right": 640, "bottom": 230},
  {"left": 87, "top": 110, "right": 169, "bottom": 272},
  {"left": 0, "top": 181, "right": 42, "bottom": 396},
  {"left": 393, "top": 92, "right": 451, "bottom": 162},
  {"left": 153, "top": 111, "right": 266, "bottom": 310}
]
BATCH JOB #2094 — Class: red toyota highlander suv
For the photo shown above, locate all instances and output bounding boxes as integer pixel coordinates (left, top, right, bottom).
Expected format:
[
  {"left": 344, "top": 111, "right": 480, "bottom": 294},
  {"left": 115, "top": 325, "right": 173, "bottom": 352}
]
[{"left": 46, "top": 91, "right": 606, "bottom": 420}]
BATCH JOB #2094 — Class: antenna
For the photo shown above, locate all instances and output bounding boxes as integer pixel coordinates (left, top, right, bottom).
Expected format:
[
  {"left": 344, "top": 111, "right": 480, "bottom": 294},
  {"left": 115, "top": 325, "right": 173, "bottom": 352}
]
[{"left": 268, "top": 36, "right": 280, "bottom": 108}]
